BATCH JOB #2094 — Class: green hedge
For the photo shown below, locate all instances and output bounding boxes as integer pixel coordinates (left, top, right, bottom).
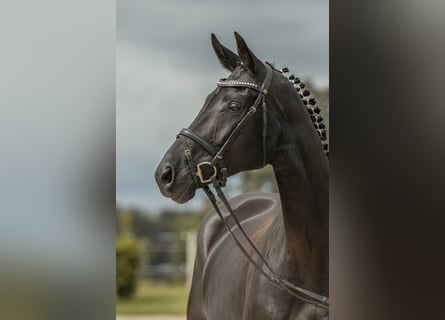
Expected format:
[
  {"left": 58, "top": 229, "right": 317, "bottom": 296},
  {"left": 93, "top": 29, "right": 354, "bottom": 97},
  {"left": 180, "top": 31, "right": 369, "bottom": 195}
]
[{"left": 116, "top": 236, "right": 140, "bottom": 298}]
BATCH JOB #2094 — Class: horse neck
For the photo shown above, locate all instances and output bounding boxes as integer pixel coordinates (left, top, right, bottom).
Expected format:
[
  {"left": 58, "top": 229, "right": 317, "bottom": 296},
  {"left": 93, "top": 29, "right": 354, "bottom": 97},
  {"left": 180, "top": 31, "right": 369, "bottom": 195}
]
[{"left": 270, "top": 91, "right": 329, "bottom": 289}]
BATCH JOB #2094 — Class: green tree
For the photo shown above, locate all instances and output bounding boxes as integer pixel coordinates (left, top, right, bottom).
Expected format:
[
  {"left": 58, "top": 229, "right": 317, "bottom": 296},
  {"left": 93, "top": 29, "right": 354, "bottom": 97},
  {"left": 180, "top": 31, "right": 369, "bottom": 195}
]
[
  {"left": 116, "top": 212, "right": 141, "bottom": 298},
  {"left": 239, "top": 165, "right": 278, "bottom": 193}
]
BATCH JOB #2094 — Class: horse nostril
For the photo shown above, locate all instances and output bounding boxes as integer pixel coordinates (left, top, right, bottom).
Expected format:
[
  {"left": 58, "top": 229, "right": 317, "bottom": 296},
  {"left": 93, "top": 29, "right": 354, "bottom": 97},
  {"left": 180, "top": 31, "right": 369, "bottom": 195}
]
[{"left": 161, "top": 165, "right": 174, "bottom": 187}]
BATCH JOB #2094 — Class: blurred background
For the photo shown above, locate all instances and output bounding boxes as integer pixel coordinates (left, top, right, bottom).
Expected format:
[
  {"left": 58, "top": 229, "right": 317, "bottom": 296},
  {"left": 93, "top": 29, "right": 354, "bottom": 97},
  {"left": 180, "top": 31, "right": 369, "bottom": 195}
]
[
  {"left": 116, "top": 1, "right": 328, "bottom": 319},
  {"left": 2, "top": 1, "right": 444, "bottom": 320}
]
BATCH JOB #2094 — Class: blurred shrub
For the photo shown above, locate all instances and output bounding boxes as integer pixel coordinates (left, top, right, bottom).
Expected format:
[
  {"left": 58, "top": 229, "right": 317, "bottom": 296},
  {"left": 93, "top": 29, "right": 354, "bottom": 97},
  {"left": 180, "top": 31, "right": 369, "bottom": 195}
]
[{"left": 116, "top": 235, "right": 140, "bottom": 298}]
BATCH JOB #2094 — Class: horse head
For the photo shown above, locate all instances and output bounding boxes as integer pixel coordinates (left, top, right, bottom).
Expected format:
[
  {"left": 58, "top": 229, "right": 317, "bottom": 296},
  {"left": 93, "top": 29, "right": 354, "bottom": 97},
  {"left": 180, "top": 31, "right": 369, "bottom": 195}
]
[{"left": 155, "top": 32, "right": 290, "bottom": 203}]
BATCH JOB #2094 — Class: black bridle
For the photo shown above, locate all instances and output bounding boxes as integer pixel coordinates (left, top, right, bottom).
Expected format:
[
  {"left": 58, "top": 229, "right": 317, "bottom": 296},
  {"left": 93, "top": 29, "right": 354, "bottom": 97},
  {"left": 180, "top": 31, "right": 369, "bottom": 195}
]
[
  {"left": 177, "top": 62, "right": 329, "bottom": 311},
  {"left": 178, "top": 62, "right": 273, "bottom": 188}
]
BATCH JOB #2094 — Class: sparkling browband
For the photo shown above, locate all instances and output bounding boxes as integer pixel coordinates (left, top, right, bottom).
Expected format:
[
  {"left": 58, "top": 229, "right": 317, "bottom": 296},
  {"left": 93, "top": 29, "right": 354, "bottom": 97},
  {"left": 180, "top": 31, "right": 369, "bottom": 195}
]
[{"left": 216, "top": 79, "right": 260, "bottom": 92}]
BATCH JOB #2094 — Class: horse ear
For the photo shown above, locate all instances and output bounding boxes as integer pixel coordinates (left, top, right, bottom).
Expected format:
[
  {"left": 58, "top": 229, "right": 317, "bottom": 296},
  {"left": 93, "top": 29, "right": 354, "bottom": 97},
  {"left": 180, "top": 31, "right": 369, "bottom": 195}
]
[
  {"left": 234, "top": 31, "right": 265, "bottom": 78},
  {"left": 211, "top": 33, "right": 240, "bottom": 71}
]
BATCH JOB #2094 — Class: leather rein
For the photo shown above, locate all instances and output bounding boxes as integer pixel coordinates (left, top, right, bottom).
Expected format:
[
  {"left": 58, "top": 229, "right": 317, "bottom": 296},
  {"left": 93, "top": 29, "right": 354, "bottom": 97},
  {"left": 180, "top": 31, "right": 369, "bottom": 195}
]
[{"left": 177, "top": 62, "right": 329, "bottom": 311}]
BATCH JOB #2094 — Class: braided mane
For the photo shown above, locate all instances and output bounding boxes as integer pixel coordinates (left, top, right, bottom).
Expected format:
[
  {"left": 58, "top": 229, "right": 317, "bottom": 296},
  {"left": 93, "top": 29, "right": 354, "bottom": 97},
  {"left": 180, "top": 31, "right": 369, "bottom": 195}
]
[{"left": 280, "top": 67, "right": 329, "bottom": 160}]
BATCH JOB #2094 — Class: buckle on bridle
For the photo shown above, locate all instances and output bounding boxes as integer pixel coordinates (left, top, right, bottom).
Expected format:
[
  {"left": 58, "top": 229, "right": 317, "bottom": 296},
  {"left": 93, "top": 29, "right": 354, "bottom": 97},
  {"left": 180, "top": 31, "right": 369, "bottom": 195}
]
[{"left": 196, "top": 162, "right": 217, "bottom": 184}]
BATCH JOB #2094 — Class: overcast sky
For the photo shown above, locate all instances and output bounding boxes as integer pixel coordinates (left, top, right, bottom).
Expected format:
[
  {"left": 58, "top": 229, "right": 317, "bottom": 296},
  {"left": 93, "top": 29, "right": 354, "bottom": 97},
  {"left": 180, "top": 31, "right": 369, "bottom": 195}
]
[{"left": 117, "top": 0, "right": 328, "bottom": 213}]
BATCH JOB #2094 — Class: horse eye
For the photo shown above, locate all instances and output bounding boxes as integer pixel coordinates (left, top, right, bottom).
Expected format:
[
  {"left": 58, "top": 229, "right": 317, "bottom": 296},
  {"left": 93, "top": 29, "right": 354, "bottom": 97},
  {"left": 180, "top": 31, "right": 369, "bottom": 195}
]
[{"left": 228, "top": 101, "right": 241, "bottom": 112}]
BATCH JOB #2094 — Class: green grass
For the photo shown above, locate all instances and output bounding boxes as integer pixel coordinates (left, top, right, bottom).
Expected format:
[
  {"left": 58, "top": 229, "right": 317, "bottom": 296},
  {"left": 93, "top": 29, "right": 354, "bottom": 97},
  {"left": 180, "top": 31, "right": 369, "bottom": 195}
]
[{"left": 116, "top": 280, "right": 188, "bottom": 315}]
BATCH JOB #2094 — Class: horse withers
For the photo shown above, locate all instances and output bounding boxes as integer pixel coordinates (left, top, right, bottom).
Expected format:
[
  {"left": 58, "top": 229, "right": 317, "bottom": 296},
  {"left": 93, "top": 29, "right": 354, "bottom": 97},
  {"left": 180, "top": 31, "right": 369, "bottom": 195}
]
[{"left": 155, "top": 32, "right": 329, "bottom": 320}]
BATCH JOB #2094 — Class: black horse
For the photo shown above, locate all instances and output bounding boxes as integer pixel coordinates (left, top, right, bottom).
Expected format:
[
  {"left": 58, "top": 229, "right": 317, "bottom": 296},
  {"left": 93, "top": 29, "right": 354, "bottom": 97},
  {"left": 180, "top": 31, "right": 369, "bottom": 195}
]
[{"left": 155, "top": 32, "right": 328, "bottom": 320}]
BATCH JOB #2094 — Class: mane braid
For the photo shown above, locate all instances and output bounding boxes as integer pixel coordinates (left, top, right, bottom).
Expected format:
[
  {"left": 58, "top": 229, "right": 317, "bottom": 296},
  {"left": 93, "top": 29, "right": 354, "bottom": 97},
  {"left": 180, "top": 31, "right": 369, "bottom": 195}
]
[{"left": 280, "top": 66, "right": 329, "bottom": 160}]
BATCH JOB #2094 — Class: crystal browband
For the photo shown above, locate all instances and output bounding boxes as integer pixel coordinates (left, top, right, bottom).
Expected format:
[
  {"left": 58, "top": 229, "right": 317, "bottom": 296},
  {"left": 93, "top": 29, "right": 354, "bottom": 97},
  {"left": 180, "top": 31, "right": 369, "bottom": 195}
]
[{"left": 216, "top": 79, "right": 261, "bottom": 92}]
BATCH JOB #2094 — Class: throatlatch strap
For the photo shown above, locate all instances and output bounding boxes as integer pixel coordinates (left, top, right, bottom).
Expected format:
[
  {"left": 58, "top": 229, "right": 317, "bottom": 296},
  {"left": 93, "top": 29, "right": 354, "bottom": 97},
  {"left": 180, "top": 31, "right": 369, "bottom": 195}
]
[{"left": 262, "top": 101, "right": 267, "bottom": 166}]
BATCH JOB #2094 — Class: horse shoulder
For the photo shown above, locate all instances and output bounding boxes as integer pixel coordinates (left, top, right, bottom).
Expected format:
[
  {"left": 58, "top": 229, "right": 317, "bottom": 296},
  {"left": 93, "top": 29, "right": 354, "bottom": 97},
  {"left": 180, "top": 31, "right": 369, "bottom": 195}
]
[
  {"left": 189, "top": 192, "right": 281, "bottom": 319},
  {"left": 197, "top": 191, "right": 281, "bottom": 258}
]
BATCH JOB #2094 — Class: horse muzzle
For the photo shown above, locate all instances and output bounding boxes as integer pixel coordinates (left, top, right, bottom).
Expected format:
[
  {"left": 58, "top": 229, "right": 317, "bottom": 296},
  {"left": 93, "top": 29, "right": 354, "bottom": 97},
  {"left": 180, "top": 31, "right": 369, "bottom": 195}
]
[{"left": 155, "top": 141, "right": 199, "bottom": 203}]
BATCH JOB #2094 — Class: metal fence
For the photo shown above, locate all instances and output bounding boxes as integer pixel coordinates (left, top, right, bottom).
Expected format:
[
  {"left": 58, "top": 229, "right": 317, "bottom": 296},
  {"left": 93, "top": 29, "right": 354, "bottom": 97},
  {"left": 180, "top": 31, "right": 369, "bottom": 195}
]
[{"left": 139, "top": 231, "right": 196, "bottom": 285}]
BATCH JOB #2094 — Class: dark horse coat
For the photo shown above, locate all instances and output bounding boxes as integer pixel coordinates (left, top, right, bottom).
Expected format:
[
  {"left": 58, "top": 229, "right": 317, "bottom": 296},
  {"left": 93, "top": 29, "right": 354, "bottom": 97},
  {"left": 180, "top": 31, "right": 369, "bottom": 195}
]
[{"left": 156, "top": 32, "right": 329, "bottom": 320}]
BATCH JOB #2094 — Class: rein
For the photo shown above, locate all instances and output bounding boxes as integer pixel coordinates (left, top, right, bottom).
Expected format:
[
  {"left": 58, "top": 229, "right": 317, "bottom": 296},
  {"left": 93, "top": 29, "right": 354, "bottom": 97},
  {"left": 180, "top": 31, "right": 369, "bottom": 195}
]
[{"left": 177, "top": 62, "right": 329, "bottom": 311}]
